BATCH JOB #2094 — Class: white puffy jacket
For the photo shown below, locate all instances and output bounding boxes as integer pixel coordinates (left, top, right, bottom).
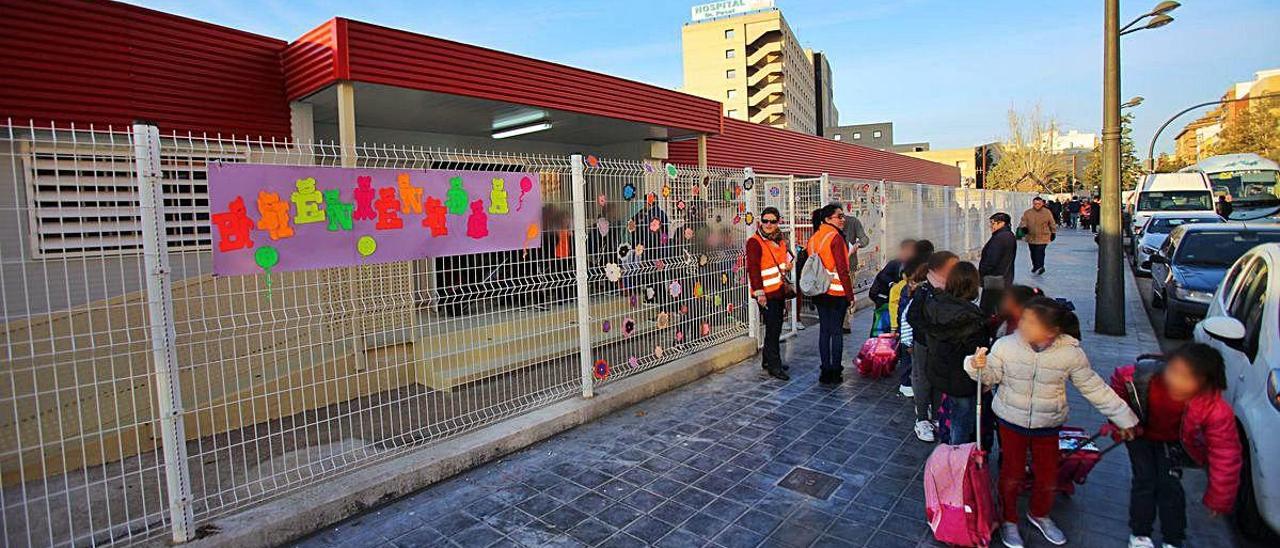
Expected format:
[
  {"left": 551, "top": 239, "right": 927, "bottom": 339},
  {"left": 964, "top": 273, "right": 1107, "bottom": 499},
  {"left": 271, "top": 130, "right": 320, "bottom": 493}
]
[{"left": 964, "top": 333, "right": 1139, "bottom": 430}]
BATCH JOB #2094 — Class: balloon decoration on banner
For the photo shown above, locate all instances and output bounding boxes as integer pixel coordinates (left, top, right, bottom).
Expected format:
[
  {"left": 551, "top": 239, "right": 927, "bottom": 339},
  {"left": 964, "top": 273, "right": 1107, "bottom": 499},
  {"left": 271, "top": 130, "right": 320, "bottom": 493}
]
[
  {"left": 521, "top": 224, "right": 540, "bottom": 258},
  {"left": 622, "top": 317, "right": 636, "bottom": 337},
  {"left": 586, "top": 155, "right": 600, "bottom": 168},
  {"left": 664, "top": 163, "right": 678, "bottom": 180},
  {"left": 605, "top": 262, "right": 622, "bottom": 282},
  {"left": 593, "top": 359, "right": 610, "bottom": 380},
  {"left": 254, "top": 246, "right": 280, "bottom": 295},
  {"left": 357, "top": 235, "right": 377, "bottom": 258},
  {"left": 623, "top": 182, "right": 637, "bottom": 201},
  {"left": 516, "top": 176, "right": 534, "bottom": 212}
]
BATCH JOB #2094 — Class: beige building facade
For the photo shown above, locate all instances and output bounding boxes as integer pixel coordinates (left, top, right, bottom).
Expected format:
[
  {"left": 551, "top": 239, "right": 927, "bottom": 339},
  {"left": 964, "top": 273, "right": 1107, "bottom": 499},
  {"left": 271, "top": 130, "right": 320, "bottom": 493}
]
[
  {"left": 904, "top": 148, "right": 974, "bottom": 186},
  {"left": 682, "top": 7, "right": 817, "bottom": 134}
]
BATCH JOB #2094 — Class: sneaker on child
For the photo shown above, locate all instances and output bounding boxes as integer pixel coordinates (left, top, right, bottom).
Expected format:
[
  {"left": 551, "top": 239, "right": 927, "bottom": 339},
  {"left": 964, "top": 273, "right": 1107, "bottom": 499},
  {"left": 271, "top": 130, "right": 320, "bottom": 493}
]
[
  {"left": 1027, "top": 515, "right": 1066, "bottom": 546},
  {"left": 1127, "top": 535, "right": 1154, "bottom": 548},
  {"left": 1000, "top": 523, "right": 1024, "bottom": 548},
  {"left": 914, "top": 420, "right": 935, "bottom": 442},
  {"left": 898, "top": 385, "right": 914, "bottom": 398}
]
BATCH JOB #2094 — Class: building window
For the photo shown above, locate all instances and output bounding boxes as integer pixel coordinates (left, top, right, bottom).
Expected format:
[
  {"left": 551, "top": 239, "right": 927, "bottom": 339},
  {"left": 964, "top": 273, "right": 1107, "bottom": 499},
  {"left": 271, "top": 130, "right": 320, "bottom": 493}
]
[
  {"left": 726, "top": 89, "right": 737, "bottom": 99},
  {"left": 724, "top": 29, "right": 734, "bottom": 39},
  {"left": 725, "top": 69, "right": 736, "bottom": 79},
  {"left": 853, "top": 132, "right": 861, "bottom": 139},
  {"left": 727, "top": 109, "right": 738, "bottom": 118},
  {"left": 873, "top": 130, "right": 883, "bottom": 139},
  {"left": 725, "top": 49, "right": 735, "bottom": 59},
  {"left": 833, "top": 135, "right": 842, "bottom": 141}
]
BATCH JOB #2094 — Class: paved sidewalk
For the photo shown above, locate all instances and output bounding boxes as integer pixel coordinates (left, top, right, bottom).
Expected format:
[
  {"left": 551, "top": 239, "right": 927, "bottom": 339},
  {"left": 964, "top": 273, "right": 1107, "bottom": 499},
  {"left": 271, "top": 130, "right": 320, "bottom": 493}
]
[{"left": 291, "top": 229, "right": 1242, "bottom": 548}]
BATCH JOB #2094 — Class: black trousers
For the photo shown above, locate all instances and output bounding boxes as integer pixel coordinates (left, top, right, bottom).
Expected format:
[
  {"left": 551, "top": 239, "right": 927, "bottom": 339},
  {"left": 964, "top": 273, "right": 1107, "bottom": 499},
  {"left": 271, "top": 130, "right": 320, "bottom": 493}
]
[
  {"left": 760, "top": 297, "right": 785, "bottom": 371},
  {"left": 1028, "top": 243, "right": 1048, "bottom": 271},
  {"left": 1127, "top": 438, "right": 1187, "bottom": 546}
]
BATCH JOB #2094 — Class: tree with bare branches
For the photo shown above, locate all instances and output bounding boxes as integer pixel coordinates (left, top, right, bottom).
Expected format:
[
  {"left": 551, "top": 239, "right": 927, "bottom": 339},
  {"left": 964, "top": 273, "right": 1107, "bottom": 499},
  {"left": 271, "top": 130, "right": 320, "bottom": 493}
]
[{"left": 985, "top": 106, "right": 1071, "bottom": 193}]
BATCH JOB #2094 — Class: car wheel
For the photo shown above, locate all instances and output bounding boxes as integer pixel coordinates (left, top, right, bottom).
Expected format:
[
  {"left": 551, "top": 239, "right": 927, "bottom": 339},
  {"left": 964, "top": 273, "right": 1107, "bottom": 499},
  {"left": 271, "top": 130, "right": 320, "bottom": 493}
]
[
  {"left": 1235, "top": 429, "right": 1280, "bottom": 541},
  {"left": 1151, "top": 286, "right": 1165, "bottom": 309},
  {"left": 1163, "top": 306, "right": 1188, "bottom": 339}
]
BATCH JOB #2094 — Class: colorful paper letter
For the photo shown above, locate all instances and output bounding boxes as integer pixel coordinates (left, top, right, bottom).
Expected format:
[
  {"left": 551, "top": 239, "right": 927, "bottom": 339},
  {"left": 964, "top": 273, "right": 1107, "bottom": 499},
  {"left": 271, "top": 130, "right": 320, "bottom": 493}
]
[
  {"left": 353, "top": 176, "right": 376, "bottom": 221},
  {"left": 397, "top": 173, "right": 423, "bottom": 214},
  {"left": 422, "top": 196, "right": 448, "bottom": 237},
  {"left": 324, "top": 189, "right": 355, "bottom": 231},
  {"left": 212, "top": 196, "right": 255, "bottom": 252},
  {"left": 255, "top": 190, "right": 293, "bottom": 240},
  {"left": 488, "top": 178, "right": 509, "bottom": 214},
  {"left": 466, "top": 199, "right": 489, "bottom": 239},
  {"left": 291, "top": 177, "right": 326, "bottom": 224},
  {"left": 374, "top": 187, "right": 404, "bottom": 230}
]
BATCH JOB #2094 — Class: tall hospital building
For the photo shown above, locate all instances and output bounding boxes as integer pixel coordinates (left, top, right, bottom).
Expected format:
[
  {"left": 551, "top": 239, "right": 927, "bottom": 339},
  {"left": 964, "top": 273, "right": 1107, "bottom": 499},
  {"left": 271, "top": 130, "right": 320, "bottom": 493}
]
[{"left": 681, "top": 2, "right": 834, "bottom": 135}]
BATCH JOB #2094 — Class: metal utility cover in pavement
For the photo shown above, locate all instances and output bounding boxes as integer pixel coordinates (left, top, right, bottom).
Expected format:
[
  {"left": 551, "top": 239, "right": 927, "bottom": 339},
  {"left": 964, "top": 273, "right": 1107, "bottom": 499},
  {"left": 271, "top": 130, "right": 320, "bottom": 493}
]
[{"left": 777, "top": 467, "right": 843, "bottom": 499}]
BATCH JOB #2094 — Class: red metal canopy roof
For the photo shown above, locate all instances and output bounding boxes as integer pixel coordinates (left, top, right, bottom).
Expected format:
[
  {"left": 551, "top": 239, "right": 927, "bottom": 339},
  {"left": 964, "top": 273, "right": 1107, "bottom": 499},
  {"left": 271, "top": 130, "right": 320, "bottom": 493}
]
[
  {"left": 670, "top": 117, "right": 960, "bottom": 186},
  {"left": 283, "top": 18, "right": 724, "bottom": 137}
]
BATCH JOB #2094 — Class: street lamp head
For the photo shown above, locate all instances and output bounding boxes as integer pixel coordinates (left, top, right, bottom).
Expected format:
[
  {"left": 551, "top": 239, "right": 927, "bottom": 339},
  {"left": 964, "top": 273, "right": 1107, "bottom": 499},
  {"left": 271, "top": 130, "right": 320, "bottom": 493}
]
[
  {"left": 1145, "top": 13, "right": 1174, "bottom": 30},
  {"left": 1151, "top": 1, "right": 1181, "bottom": 15},
  {"left": 1122, "top": 96, "right": 1145, "bottom": 109}
]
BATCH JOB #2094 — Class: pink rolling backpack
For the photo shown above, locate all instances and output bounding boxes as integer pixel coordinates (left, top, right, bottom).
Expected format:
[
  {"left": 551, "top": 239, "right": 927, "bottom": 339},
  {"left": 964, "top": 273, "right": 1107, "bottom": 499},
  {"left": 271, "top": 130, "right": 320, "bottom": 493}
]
[
  {"left": 924, "top": 373, "right": 996, "bottom": 546},
  {"left": 854, "top": 333, "right": 898, "bottom": 378}
]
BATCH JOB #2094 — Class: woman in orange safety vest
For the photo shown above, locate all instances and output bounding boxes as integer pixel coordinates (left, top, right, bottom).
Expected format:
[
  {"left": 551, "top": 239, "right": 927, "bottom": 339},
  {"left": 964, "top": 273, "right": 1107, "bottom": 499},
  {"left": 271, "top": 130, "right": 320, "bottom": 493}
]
[
  {"left": 746, "top": 206, "right": 793, "bottom": 380},
  {"left": 806, "top": 203, "right": 854, "bottom": 385}
]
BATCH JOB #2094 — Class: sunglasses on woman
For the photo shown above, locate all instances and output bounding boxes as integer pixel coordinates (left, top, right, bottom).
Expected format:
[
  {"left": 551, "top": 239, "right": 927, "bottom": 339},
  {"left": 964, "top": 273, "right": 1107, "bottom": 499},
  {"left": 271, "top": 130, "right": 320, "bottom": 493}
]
[{"left": 761, "top": 218, "right": 779, "bottom": 225}]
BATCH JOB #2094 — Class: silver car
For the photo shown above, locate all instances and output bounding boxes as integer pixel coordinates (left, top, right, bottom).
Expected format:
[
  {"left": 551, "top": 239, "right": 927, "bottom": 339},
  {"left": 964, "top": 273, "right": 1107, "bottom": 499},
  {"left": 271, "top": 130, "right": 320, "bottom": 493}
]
[{"left": 1131, "top": 211, "right": 1223, "bottom": 276}]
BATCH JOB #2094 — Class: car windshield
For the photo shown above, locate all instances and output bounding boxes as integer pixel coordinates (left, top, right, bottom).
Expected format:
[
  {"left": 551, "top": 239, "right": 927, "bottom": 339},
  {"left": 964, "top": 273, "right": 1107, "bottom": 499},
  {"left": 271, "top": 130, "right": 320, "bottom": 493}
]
[
  {"left": 1175, "top": 231, "right": 1280, "bottom": 267},
  {"left": 1147, "top": 216, "right": 1219, "bottom": 234},
  {"left": 1138, "top": 191, "right": 1213, "bottom": 211},
  {"left": 1207, "top": 170, "right": 1279, "bottom": 203}
]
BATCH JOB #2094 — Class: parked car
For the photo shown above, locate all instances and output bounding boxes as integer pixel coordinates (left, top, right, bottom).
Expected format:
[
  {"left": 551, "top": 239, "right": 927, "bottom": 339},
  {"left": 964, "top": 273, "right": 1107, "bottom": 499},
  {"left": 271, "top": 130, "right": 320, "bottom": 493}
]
[
  {"left": 1130, "top": 172, "right": 1216, "bottom": 238},
  {"left": 1150, "top": 223, "right": 1280, "bottom": 338},
  {"left": 1194, "top": 243, "right": 1280, "bottom": 539},
  {"left": 1131, "top": 212, "right": 1223, "bottom": 276}
]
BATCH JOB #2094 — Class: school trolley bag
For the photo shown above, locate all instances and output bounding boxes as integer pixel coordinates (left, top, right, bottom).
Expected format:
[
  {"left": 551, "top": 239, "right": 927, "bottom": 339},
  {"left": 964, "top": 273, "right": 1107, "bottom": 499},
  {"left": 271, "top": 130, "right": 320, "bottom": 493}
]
[
  {"left": 854, "top": 333, "right": 898, "bottom": 379},
  {"left": 924, "top": 374, "right": 996, "bottom": 546}
]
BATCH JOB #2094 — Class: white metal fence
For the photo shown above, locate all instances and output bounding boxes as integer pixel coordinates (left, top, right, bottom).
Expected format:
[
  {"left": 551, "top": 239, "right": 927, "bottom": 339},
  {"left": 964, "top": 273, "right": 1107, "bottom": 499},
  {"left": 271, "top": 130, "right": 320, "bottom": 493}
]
[{"left": 0, "top": 121, "right": 1036, "bottom": 546}]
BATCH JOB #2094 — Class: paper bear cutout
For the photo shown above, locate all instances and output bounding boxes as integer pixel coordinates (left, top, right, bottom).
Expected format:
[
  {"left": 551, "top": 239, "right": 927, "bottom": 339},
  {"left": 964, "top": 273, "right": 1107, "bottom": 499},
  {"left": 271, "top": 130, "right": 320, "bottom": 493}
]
[
  {"left": 291, "top": 177, "right": 325, "bottom": 224},
  {"left": 397, "top": 173, "right": 423, "bottom": 214},
  {"left": 445, "top": 176, "right": 469, "bottom": 215},
  {"left": 353, "top": 176, "right": 376, "bottom": 221},
  {"left": 466, "top": 199, "right": 489, "bottom": 239},
  {"left": 374, "top": 187, "right": 404, "bottom": 230},
  {"left": 255, "top": 191, "right": 293, "bottom": 240},
  {"left": 212, "top": 196, "right": 254, "bottom": 252},
  {"left": 323, "top": 189, "right": 354, "bottom": 231},
  {"left": 488, "top": 178, "right": 509, "bottom": 214},
  {"left": 422, "top": 196, "right": 449, "bottom": 237}
]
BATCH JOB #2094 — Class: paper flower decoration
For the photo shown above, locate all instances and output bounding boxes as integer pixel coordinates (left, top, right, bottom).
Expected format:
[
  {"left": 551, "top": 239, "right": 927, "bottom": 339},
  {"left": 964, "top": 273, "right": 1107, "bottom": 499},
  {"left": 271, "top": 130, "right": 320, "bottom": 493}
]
[
  {"left": 628, "top": 356, "right": 639, "bottom": 368},
  {"left": 661, "top": 183, "right": 672, "bottom": 198},
  {"left": 626, "top": 219, "right": 637, "bottom": 233},
  {"left": 604, "top": 263, "right": 622, "bottom": 282},
  {"left": 586, "top": 155, "right": 600, "bottom": 168},
  {"left": 593, "top": 359, "right": 610, "bottom": 380},
  {"left": 596, "top": 194, "right": 607, "bottom": 207},
  {"left": 634, "top": 244, "right": 645, "bottom": 257},
  {"left": 683, "top": 227, "right": 695, "bottom": 240},
  {"left": 655, "top": 346, "right": 664, "bottom": 359},
  {"left": 698, "top": 254, "right": 709, "bottom": 267},
  {"left": 733, "top": 215, "right": 741, "bottom": 225},
  {"left": 714, "top": 295, "right": 723, "bottom": 306},
  {"left": 701, "top": 323, "right": 711, "bottom": 337},
  {"left": 675, "top": 331, "right": 685, "bottom": 343},
  {"left": 679, "top": 305, "right": 689, "bottom": 315},
  {"left": 664, "top": 163, "right": 678, "bottom": 179},
  {"left": 668, "top": 280, "right": 682, "bottom": 297},
  {"left": 769, "top": 186, "right": 781, "bottom": 197},
  {"left": 648, "top": 218, "right": 661, "bottom": 232},
  {"left": 644, "top": 286, "right": 657, "bottom": 302},
  {"left": 596, "top": 217, "right": 609, "bottom": 236},
  {"left": 623, "top": 182, "right": 637, "bottom": 201},
  {"left": 622, "top": 317, "right": 636, "bottom": 337},
  {"left": 602, "top": 320, "right": 611, "bottom": 333},
  {"left": 655, "top": 258, "right": 666, "bottom": 271},
  {"left": 656, "top": 311, "right": 670, "bottom": 329},
  {"left": 676, "top": 200, "right": 686, "bottom": 211},
  {"left": 617, "top": 243, "right": 632, "bottom": 260},
  {"left": 693, "top": 281, "right": 704, "bottom": 298},
  {"left": 743, "top": 177, "right": 754, "bottom": 190},
  {"left": 630, "top": 294, "right": 638, "bottom": 307},
  {"left": 745, "top": 212, "right": 755, "bottom": 225},
  {"left": 720, "top": 273, "right": 730, "bottom": 285},
  {"left": 727, "top": 303, "right": 735, "bottom": 313}
]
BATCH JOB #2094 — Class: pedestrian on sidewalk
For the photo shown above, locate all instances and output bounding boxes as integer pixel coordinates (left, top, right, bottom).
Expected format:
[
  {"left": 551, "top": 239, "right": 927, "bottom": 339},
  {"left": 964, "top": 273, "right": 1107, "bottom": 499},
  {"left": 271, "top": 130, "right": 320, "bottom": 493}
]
[
  {"left": 1018, "top": 197, "right": 1057, "bottom": 276},
  {"left": 918, "top": 261, "right": 992, "bottom": 447},
  {"left": 890, "top": 240, "right": 934, "bottom": 398},
  {"left": 1088, "top": 196, "right": 1102, "bottom": 233},
  {"left": 841, "top": 211, "right": 871, "bottom": 334},
  {"left": 1066, "top": 197, "right": 1081, "bottom": 229},
  {"left": 867, "top": 239, "right": 916, "bottom": 335},
  {"left": 1110, "top": 344, "right": 1241, "bottom": 548},
  {"left": 904, "top": 250, "right": 959, "bottom": 441},
  {"left": 746, "top": 207, "right": 793, "bottom": 381},
  {"left": 987, "top": 285, "right": 1041, "bottom": 340},
  {"left": 978, "top": 212, "right": 1018, "bottom": 315},
  {"left": 806, "top": 204, "right": 854, "bottom": 385},
  {"left": 966, "top": 298, "right": 1139, "bottom": 548}
]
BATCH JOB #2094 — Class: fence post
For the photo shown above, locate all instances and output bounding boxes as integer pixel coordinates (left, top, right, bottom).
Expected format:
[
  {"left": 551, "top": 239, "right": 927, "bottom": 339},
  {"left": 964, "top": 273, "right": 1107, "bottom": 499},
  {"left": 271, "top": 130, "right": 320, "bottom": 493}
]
[
  {"left": 878, "top": 180, "right": 889, "bottom": 269},
  {"left": 915, "top": 184, "right": 925, "bottom": 239},
  {"left": 786, "top": 174, "right": 799, "bottom": 336},
  {"left": 943, "top": 187, "right": 953, "bottom": 251},
  {"left": 570, "top": 154, "right": 594, "bottom": 398},
  {"left": 745, "top": 173, "right": 760, "bottom": 348},
  {"left": 819, "top": 172, "right": 830, "bottom": 206},
  {"left": 134, "top": 123, "right": 195, "bottom": 543}
]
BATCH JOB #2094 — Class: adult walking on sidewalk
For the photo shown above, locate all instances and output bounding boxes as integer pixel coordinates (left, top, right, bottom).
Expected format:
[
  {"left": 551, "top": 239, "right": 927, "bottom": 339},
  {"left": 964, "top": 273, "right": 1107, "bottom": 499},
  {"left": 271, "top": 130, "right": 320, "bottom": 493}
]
[
  {"left": 978, "top": 212, "right": 1017, "bottom": 314},
  {"left": 1019, "top": 197, "right": 1056, "bottom": 276},
  {"left": 746, "top": 207, "right": 793, "bottom": 381},
  {"left": 841, "top": 211, "right": 871, "bottom": 334},
  {"left": 806, "top": 204, "right": 854, "bottom": 385}
]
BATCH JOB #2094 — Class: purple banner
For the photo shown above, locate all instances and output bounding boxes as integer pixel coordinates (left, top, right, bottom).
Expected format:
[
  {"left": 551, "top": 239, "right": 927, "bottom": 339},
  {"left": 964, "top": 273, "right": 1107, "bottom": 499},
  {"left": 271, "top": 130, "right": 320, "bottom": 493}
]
[{"left": 207, "top": 163, "right": 542, "bottom": 276}]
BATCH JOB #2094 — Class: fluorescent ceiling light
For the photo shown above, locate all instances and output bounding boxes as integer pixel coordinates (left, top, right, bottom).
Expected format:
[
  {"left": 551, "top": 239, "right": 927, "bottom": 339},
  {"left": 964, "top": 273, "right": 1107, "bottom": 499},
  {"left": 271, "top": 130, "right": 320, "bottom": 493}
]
[
  {"left": 492, "top": 122, "right": 553, "bottom": 139},
  {"left": 492, "top": 110, "right": 547, "bottom": 130}
]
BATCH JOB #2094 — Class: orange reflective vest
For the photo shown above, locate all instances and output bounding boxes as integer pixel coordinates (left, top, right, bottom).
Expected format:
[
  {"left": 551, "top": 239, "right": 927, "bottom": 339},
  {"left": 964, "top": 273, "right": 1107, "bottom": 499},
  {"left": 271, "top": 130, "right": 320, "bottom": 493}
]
[
  {"left": 751, "top": 234, "right": 790, "bottom": 294},
  {"left": 807, "top": 224, "right": 846, "bottom": 296}
]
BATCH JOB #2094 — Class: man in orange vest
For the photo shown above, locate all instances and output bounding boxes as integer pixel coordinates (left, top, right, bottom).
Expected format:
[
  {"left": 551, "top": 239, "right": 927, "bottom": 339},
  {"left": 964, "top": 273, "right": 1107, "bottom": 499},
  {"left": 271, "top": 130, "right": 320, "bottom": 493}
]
[
  {"left": 746, "top": 207, "right": 792, "bottom": 380},
  {"left": 807, "top": 203, "right": 855, "bottom": 384}
]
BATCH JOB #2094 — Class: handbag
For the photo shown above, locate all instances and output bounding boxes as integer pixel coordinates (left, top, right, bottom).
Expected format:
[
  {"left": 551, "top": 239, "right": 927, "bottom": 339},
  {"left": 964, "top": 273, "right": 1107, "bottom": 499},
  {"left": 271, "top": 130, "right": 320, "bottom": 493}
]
[{"left": 761, "top": 236, "right": 797, "bottom": 300}]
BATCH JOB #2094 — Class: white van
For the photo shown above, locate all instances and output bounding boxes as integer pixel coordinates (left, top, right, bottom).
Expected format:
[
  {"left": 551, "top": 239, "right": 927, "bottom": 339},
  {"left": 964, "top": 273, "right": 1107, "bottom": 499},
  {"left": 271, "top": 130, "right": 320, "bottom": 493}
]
[{"left": 1130, "top": 172, "right": 1215, "bottom": 236}]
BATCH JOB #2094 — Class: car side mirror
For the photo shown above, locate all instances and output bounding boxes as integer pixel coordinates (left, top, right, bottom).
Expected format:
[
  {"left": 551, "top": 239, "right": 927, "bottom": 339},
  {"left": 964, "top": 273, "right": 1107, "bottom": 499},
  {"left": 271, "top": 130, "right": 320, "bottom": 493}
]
[
  {"left": 1202, "top": 316, "right": 1246, "bottom": 345},
  {"left": 1149, "top": 254, "right": 1166, "bottom": 264}
]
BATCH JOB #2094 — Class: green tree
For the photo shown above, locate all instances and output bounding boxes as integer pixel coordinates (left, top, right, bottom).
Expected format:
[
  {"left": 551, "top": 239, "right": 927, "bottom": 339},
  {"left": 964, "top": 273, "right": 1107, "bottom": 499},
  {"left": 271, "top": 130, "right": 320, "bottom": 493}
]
[
  {"left": 1210, "top": 96, "right": 1280, "bottom": 163},
  {"left": 1081, "top": 112, "right": 1143, "bottom": 193}
]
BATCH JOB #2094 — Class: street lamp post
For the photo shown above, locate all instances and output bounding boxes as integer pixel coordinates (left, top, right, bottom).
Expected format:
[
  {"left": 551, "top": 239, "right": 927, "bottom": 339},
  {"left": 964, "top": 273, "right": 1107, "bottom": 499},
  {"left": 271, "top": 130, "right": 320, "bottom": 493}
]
[{"left": 1096, "top": 0, "right": 1178, "bottom": 336}]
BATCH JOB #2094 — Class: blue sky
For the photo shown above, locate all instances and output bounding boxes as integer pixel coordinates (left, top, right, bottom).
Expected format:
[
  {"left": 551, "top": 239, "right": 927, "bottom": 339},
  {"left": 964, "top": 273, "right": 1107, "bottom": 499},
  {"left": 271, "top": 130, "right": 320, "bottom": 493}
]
[{"left": 126, "top": 0, "right": 1279, "bottom": 155}]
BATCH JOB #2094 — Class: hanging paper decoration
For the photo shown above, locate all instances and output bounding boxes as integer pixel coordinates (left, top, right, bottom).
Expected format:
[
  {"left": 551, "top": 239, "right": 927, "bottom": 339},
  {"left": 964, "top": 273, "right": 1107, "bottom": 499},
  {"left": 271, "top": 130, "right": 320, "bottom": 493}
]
[
  {"left": 254, "top": 246, "right": 279, "bottom": 295},
  {"left": 701, "top": 323, "right": 711, "bottom": 337},
  {"left": 626, "top": 219, "right": 637, "bottom": 233},
  {"left": 604, "top": 262, "right": 622, "bottom": 282},
  {"left": 593, "top": 359, "right": 610, "bottom": 380},
  {"left": 596, "top": 217, "right": 610, "bottom": 236},
  {"left": 617, "top": 243, "right": 632, "bottom": 260},
  {"left": 655, "top": 346, "right": 664, "bottom": 359},
  {"left": 644, "top": 286, "right": 657, "bottom": 303},
  {"left": 634, "top": 244, "right": 645, "bottom": 257},
  {"left": 745, "top": 212, "right": 755, "bottom": 225},
  {"left": 676, "top": 200, "right": 686, "bottom": 211},
  {"left": 628, "top": 356, "right": 640, "bottom": 368},
  {"left": 664, "top": 163, "right": 678, "bottom": 179},
  {"left": 683, "top": 227, "right": 695, "bottom": 240},
  {"left": 596, "top": 194, "right": 608, "bottom": 207},
  {"left": 648, "top": 218, "right": 661, "bottom": 232},
  {"left": 693, "top": 281, "right": 704, "bottom": 298},
  {"left": 630, "top": 294, "right": 639, "bottom": 307},
  {"left": 769, "top": 186, "right": 781, "bottom": 197},
  {"left": 727, "top": 303, "right": 735, "bottom": 313},
  {"left": 623, "top": 182, "right": 637, "bottom": 201},
  {"left": 661, "top": 183, "right": 672, "bottom": 198},
  {"left": 586, "top": 155, "right": 600, "bottom": 168},
  {"left": 622, "top": 317, "right": 636, "bottom": 337},
  {"left": 602, "top": 320, "right": 612, "bottom": 333},
  {"left": 720, "top": 273, "right": 729, "bottom": 285},
  {"left": 668, "top": 280, "right": 683, "bottom": 297},
  {"left": 742, "top": 177, "right": 754, "bottom": 191},
  {"left": 654, "top": 258, "right": 666, "bottom": 271},
  {"left": 698, "top": 254, "right": 710, "bottom": 267},
  {"left": 656, "top": 311, "right": 670, "bottom": 329},
  {"left": 675, "top": 331, "right": 685, "bottom": 343}
]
